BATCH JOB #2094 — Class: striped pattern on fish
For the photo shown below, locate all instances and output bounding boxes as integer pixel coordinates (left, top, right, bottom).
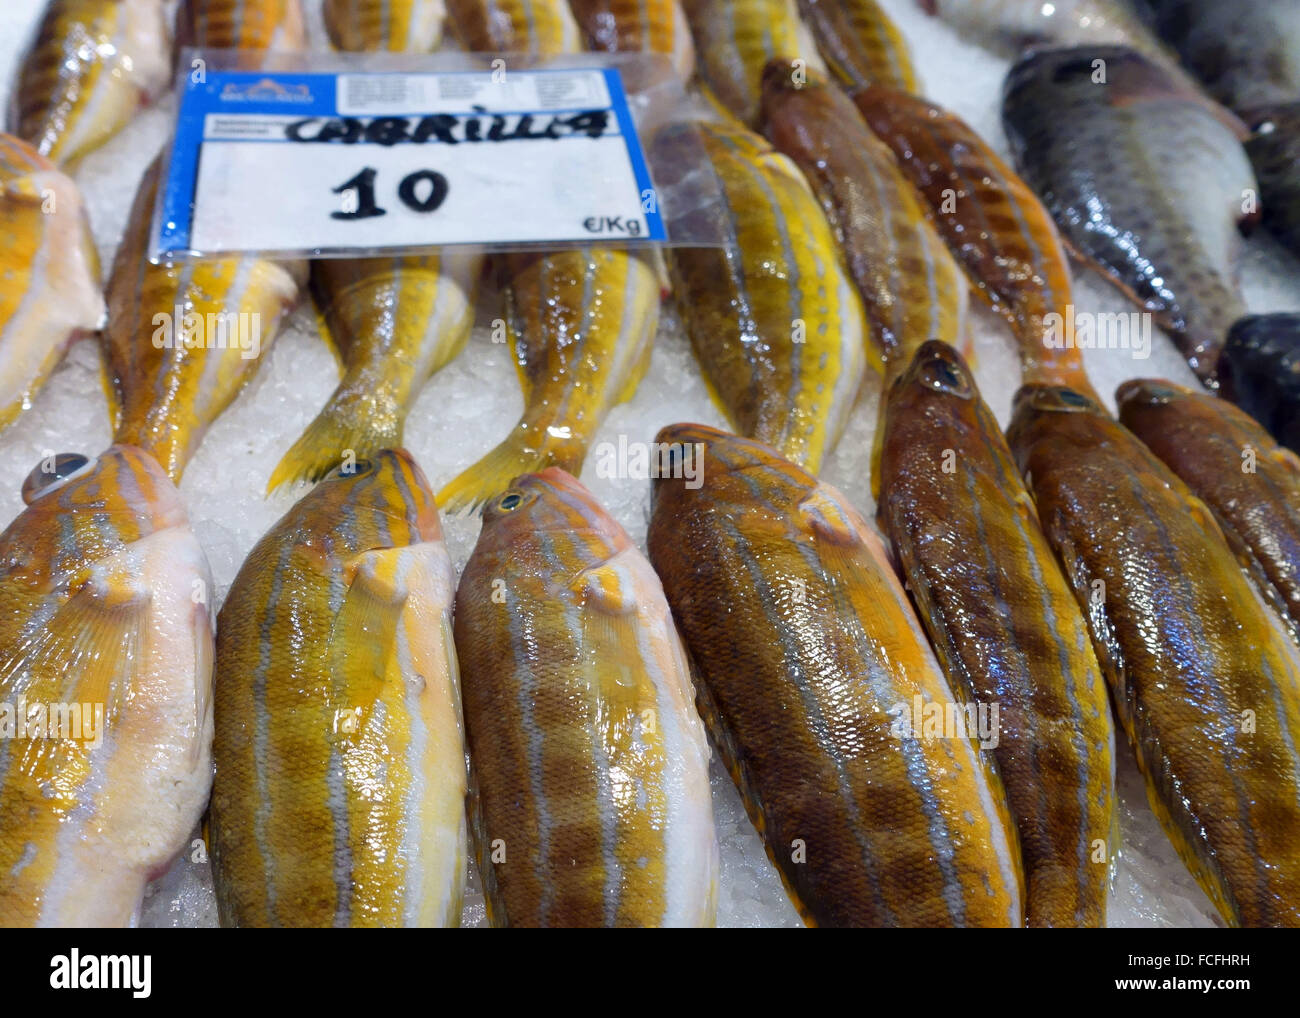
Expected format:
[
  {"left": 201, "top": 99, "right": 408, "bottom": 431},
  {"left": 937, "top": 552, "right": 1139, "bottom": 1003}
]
[
  {"left": 11, "top": 0, "right": 170, "bottom": 168},
  {"left": 323, "top": 0, "right": 447, "bottom": 50},
  {"left": 176, "top": 0, "right": 307, "bottom": 51},
  {"left": 1008, "top": 385, "right": 1300, "bottom": 927},
  {"left": 648, "top": 424, "right": 1024, "bottom": 926},
  {"left": 568, "top": 0, "right": 695, "bottom": 77},
  {"left": 269, "top": 252, "right": 482, "bottom": 491},
  {"left": 761, "top": 69, "right": 966, "bottom": 374},
  {"left": 437, "top": 248, "right": 658, "bottom": 512},
  {"left": 0, "top": 134, "right": 103, "bottom": 434},
  {"left": 798, "top": 0, "right": 917, "bottom": 91},
  {"left": 880, "top": 344, "right": 1115, "bottom": 926},
  {"left": 856, "top": 84, "right": 1094, "bottom": 398},
  {"left": 654, "top": 119, "right": 865, "bottom": 474},
  {"left": 680, "top": 0, "right": 825, "bottom": 126},
  {"left": 0, "top": 446, "right": 214, "bottom": 927},
  {"left": 445, "top": 0, "right": 582, "bottom": 55},
  {"left": 103, "top": 159, "right": 305, "bottom": 483},
  {"left": 454, "top": 469, "right": 718, "bottom": 926},
  {"left": 210, "top": 450, "right": 466, "bottom": 927}
]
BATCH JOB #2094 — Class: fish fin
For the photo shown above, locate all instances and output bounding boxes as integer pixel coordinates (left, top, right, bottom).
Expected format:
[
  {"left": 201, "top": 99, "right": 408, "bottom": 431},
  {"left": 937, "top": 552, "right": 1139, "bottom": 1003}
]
[
  {"left": 437, "top": 429, "right": 579, "bottom": 516},
  {"left": 267, "top": 390, "right": 403, "bottom": 493},
  {"left": 571, "top": 555, "right": 640, "bottom": 615},
  {"left": 308, "top": 288, "right": 346, "bottom": 369},
  {"left": 326, "top": 548, "right": 410, "bottom": 721},
  {"left": 797, "top": 486, "right": 861, "bottom": 546}
]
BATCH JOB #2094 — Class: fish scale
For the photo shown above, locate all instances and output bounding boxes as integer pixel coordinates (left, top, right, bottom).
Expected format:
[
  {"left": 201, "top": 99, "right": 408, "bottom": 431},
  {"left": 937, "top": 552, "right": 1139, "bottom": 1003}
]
[
  {"left": 444, "top": 0, "right": 581, "bottom": 54},
  {"left": 568, "top": 0, "right": 694, "bottom": 77},
  {"left": 176, "top": 0, "right": 307, "bottom": 51},
  {"left": 454, "top": 469, "right": 718, "bottom": 927},
  {"left": 797, "top": 0, "right": 917, "bottom": 92},
  {"left": 322, "top": 0, "right": 446, "bottom": 51},
  {"left": 210, "top": 450, "right": 467, "bottom": 928},
  {"left": 648, "top": 424, "right": 1024, "bottom": 927}
]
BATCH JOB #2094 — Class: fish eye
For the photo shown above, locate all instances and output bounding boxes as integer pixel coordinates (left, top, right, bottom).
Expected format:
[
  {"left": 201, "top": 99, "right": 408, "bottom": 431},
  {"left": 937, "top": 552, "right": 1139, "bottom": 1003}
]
[
  {"left": 332, "top": 457, "right": 373, "bottom": 479},
  {"left": 918, "top": 349, "right": 971, "bottom": 397},
  {"left": 493, "top": 489, "right": 532, "bottom": 513},
  {"left": 22, "top": 453, "right": 92, "bottom": 505},
  {"left": 1056, "top": 389, "right": 1093, "bottom": 409}
]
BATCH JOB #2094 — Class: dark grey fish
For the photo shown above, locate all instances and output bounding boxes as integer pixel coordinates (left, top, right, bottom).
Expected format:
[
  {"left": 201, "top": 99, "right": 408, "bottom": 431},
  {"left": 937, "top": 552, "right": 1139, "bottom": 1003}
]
[
  {"left": 1220, "top": 314, "right": 1300, "bottom": 454},
  {"left": 1243, "top": 104, "right": 1300, "bottom": 261},
  {"left": 1002, "top": 45, "right": 1256, "bottom": 387}
]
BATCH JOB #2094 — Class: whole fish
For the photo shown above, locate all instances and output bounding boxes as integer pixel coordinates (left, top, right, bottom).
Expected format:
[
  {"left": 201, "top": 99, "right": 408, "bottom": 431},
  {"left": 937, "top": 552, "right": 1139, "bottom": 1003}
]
[
  {"left": 270, "top": 254, "right": 482, "bottom": 493},
  {"left": 0, "top": 135, "right": 103, "bottom": 435},
  {"left": 1141, "top": 0, "right": 1300, "bottom": 114},
  {"left": 1118, "top": 378, "right": 1300, "bottom": 647},
  {"left": 1243, "top": 105, "right": 1300, "bottom": 262},
  {"left": 11, "top": 0, "right": 170, "bottom": 168},
  {"left": 0, "top": 446, "right": 214, "bottom": 927},
  {"left": 437, "top": 248, "right": 657, "bottom": 513},
  {"left": 1007, "top": 384, "right": 1300, "bottom": 927},
  {"left": 647, "top": 423, "right": 1024, "bottom": 927},
  {"left": 798, "top": 0, "right": 918, "bottom": 92},
  {"left": 210, "top": 450, "right": 466, "bottom": 928},
  {"left": 921, "top": 0, "right": 1173, "bottom": 65},
  {"left": 880, "top": 342, "right": 1115, "bottom": 927},
  {"left": 1219, "top": 314, "right": 1300, "bottom": 453},
  {"left": 454, "top": 468, "right": 718, "bottom": 927},
  {"left": 761, "top": 67, "right": 967, "bottom": 372},
  {"left": 103, "top": 159, "right": 306, "bottom": 483},
  {"left": 444, "top": 0, "right": 581, "bottom": 54},
  {"left": 1002, "top": 46, "right": 1256, "bottom": 387},
  {"left": 323, "top": 0, "right": 446, "bottom": 51},
  {"left": 652, "top": 119, "right": 866, "bottom": 474},
  {"left": 679, "top": 0, "right": 825, "bottom": 127},
  {"left": 857, "top": 83, "right": 1096, "bottom": 399},
  {"left": 568, "top": 0, "right": 695, "bottom": 78},
  {"left": 175, "top": 0, "right": 307, "bottom": 51}
]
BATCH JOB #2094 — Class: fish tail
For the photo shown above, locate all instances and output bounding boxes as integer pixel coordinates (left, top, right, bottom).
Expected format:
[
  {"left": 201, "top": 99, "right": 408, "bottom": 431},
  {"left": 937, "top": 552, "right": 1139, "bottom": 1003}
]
[
  {"left": 267, "top": 394, "right": 402, "bottom": 493},
  {"left": 437, "top": 429, "right": 585, "bottom": 515}
]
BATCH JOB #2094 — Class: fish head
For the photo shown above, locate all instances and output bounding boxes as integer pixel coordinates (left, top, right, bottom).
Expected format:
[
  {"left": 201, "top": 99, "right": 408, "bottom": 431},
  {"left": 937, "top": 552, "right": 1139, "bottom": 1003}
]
[
  {"left": 887, "top": 339, "right": 978, "bottom": 412},
  {"left": 306, "top": 448, "right": 443, "bottom": 547},
  {"left": 479, "top": 467, "right": 629, "bottom": 548},
  {"left": 2, "top": 445, "right": 189, "bottom": 590},
  {"left": 759, "top": 57, "right": 845, "bottom": 152}
]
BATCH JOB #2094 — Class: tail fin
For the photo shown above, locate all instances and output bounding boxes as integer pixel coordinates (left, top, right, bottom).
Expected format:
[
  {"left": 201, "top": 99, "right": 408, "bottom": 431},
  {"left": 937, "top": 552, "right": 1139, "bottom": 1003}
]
[
  {"left": 267, "top": 393, "right": 402, "bottom": 493},
  {"left": 437, "top": 429, "right": 584, "bottom": 516}
]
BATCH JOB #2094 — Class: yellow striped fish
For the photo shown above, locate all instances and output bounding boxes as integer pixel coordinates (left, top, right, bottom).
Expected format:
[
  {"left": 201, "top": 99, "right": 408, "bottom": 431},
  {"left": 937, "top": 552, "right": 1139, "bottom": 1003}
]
[
  {"left": 647, "top": 424, "right": 1024, "bottom": 926},
  {"left": 680, "top": 0, "right": 825, "bottom": 126},
  {"left": 176, "top": 0, "right": 307, "bottom": 51},
  {"left": 269, "top": 254, "right": 481, "bottom": 494},
  {"left": 653, "top": 118, "right": 866, "bottom": 474},
  {"left": 0, "top": 135, "right": 103, "bottom": 435},
  {"left": 0, "top": 446, "right": 214, "bottom": 927},
  {"left": 798, "top": 0, "right": 918, "bottom": 91},
  {"left": 455, "top": 468, "right": 718, "bottom": 927},
  {"left": 323, "top": 0, "right": 447, "bottom": 51},
  {"left": 444, "top": 0, "right": 581, "bottom": 55},
  {"left": 11, "top": 0, "right": 170, "bottom": 168},
  {"left": 568, "top": 0, "right": 695, "bottom": 77},
  {"left": 437, "top": 248, "right": 658, "bottom": 513},
  {"left": 210, "top": 450, "right": 466, "bottom": 927},
  {"left": 102, "top": 159, "right": 306, "bottom": 483}
]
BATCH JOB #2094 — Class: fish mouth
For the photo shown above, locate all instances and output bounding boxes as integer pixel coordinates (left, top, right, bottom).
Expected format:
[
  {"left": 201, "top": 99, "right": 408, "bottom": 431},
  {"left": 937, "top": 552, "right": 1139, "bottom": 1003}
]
[
  {"left": 1012, "top": 382, "right": 1102, "bottom": 417},
  {"left": 1115, "top": 378, "right": 1187, "bottom": 408},
  {"left": 896, "top": 340, "right": 976, "bottom": 400}
]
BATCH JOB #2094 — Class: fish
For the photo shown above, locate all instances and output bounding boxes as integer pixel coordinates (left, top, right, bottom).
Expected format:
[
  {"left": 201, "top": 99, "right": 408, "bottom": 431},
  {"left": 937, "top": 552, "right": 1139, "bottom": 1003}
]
[
  {"left": 1219, "top": 314, "right": 1300, "bottom": 453},
  {"left": 1118, "top": 378, "right": 1300, "bottom": 648},
  {"left": 921, "top": 0, "right": 1175, "bottom": 65},
  {"left": 10, "top": 0, "right": 170, "bottom": 168},
  {"left": 1002, "top": 46, "right": 1256, "bottom": 387},
  {"left": 269, "top": 253, "right": 482, "bottom": 492},
  {"left": 568, "top": 0, "right": 695, "bottom": 78},
  {"left": 454, "top": 468, "right": 718, "bottom": 927},
  {"left": 647, "top": 423, "right": 1024, "bottom": 927},
  {"left": 102, "top": 158, "right": 306, "bottom": 483},
  {"left": 879, "top": 342, "right": 1115, "bottom": 927},
  {"left": 856, "top": 83, "right": 1096, "bottom": 399},
  {"left": 1006, "top": 383, "right": 1300, "bottom": 927},
  {"left": 760, "top": 66, "right": 967, "bottom": 373},
  {"left": 209, "top": 450, "right": 466, "bottom": 928},
  {"left": 679, "top": 0, "right": 825, "bottom": 127},
  {"left": 0, "top": 446, "right": 214, "bottom": 927},
  {"left": 0, "top": 135, "right": 103, "bottom": 436},
  {"left": 651, "top": 119, "right": 866, "bottom": 474},
  {"left": 1243, "top": 104, "right": 1300, "bottom": 263},
  {"left": 323, "top": 0, "right": 447, "bottom": 51},
  {"left": 797, "top": 0, "right": 918, "bottom": 92},
  {"left": 1140, "top": 0, "right": 1300, "bottom": 114},
  {"left": 175, "top": 0, "right": 307, "bottom": 51},
  {"left": 436, "top": 248, "right": 658, "bottom": 513},
  {"left": 444, "top": 0, "right": 582, "bottom": 55}
]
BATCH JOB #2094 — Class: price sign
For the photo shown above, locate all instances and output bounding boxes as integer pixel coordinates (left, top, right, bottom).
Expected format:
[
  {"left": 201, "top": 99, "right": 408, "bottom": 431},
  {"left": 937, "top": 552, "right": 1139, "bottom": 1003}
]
[{"left": 155, "top": 66, "right": 666, "bottom": 257}]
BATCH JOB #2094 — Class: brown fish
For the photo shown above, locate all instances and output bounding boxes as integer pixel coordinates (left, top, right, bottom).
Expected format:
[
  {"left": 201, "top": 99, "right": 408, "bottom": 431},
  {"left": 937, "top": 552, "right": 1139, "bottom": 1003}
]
[
  {"left": 568, "top": 0, "right": 695, "bottom": 77},
  {"left": 175, "top": 0, "right": 307, "bottom": 51},
  {"left": 798, "top": 0, "right": 918, "bottom": 92}
]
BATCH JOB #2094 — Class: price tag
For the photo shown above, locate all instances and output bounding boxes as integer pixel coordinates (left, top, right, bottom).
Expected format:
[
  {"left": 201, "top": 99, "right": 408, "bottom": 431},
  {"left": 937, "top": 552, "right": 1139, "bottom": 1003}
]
[{"left": 155, "top": 65, "right": 666, "bottom": 258}]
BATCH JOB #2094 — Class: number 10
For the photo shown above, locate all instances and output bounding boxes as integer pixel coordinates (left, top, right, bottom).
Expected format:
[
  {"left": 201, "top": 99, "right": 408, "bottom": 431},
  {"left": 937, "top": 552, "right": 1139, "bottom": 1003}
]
[{"left": 331, "top": 166, "right": 449, "bottom": 220}]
